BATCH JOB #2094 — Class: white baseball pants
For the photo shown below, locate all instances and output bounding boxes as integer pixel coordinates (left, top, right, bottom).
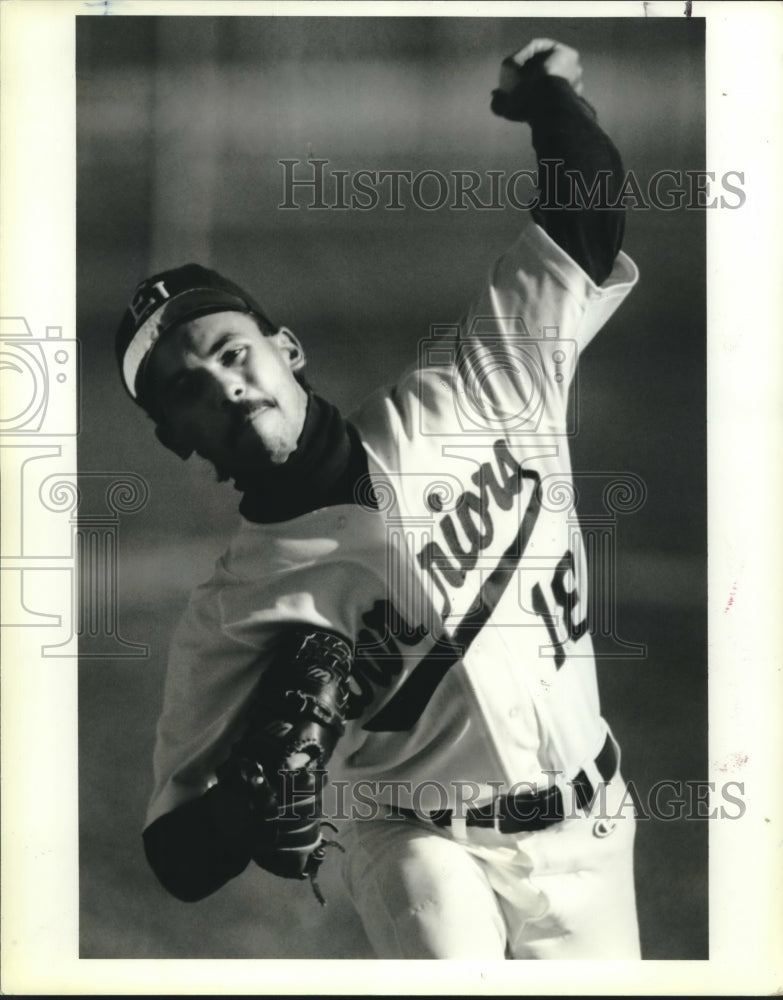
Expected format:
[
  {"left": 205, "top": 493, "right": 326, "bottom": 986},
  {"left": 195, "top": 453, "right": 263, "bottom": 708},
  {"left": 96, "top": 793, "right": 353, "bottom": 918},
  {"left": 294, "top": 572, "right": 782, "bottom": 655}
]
[{"left": 340, "top": 774, "right": 641, "bottom": 959}]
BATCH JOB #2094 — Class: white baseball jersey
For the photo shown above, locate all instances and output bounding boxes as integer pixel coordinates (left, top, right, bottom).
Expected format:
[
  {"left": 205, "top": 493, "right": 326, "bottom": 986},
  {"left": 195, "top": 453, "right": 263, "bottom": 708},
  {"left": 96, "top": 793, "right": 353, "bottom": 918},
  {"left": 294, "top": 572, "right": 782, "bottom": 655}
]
[{"left": 145, "top": 213, "right": 638, "bottom": 828}]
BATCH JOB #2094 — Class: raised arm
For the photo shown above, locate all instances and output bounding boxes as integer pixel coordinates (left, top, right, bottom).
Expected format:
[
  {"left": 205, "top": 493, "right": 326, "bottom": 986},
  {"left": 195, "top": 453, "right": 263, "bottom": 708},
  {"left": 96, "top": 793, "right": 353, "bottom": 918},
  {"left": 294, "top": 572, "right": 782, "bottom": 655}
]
[{"left": 491, "top": 39, "right": 625, "bottom": 286}]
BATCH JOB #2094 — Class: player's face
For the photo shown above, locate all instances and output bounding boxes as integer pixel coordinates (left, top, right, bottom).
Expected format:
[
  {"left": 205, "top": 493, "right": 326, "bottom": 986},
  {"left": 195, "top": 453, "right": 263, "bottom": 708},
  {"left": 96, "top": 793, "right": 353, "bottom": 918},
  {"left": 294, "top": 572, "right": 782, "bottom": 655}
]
[{"left": 147, "top": 311, "right": 308, "bottom": 478}]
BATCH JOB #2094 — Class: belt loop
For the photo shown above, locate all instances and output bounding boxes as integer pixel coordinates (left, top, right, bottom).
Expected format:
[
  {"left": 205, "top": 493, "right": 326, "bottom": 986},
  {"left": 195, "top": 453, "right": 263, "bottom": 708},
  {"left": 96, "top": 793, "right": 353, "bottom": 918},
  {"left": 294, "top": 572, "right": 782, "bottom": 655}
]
[
  {"left": 553, "top": 771, "right": 581, "bottom": 822},
  {"left": 449, "top": 816, "right": 468, "bottom": 842}
]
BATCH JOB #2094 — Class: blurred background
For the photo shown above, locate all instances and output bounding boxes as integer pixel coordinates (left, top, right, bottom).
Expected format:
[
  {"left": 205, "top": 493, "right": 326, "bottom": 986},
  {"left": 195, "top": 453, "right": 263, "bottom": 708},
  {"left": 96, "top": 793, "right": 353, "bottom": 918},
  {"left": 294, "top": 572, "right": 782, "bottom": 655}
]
[{"left": 77, "top": 15, "right": 706, "bottom": 959}]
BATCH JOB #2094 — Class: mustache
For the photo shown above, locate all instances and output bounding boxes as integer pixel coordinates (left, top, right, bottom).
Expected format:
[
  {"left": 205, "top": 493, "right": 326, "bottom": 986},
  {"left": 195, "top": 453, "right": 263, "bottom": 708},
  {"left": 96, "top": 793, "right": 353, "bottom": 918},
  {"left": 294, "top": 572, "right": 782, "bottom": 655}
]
[{"left": 224, "top": 399, "right": 271, "bottom": 447}]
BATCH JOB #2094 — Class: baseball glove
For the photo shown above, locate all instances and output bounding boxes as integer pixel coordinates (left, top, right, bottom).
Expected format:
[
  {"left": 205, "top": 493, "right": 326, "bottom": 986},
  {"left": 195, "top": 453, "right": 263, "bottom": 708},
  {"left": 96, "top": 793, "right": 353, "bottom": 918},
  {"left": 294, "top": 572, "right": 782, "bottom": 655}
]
[{"left": 215, "top": 626, "right": 353, "bottom": 904}]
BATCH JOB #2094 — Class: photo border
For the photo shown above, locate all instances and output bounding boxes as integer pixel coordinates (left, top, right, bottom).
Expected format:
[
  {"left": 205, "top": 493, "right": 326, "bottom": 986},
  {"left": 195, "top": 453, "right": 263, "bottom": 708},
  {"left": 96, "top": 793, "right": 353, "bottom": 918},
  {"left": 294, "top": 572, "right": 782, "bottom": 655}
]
[{"left": 1, "top": 0, "right": 781, "bottom": 994}]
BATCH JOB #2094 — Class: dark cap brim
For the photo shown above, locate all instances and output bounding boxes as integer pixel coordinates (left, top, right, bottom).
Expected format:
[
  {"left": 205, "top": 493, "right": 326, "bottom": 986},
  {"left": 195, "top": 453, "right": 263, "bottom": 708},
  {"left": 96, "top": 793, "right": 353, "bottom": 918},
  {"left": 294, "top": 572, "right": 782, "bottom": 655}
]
[
  {"left": 157, "top": 288, "right": 251, "bottom": 334},
  {"left": 121, "top": 287, "right": 251, "bottom": 399}
]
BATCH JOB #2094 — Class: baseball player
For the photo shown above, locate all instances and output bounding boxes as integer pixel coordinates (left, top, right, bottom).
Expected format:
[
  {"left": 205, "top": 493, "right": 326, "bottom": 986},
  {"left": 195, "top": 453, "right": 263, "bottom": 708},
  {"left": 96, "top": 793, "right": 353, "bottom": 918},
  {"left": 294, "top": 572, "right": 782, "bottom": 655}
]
[{"left": 116, "top": 40, "right": 641, "bottom": 959}]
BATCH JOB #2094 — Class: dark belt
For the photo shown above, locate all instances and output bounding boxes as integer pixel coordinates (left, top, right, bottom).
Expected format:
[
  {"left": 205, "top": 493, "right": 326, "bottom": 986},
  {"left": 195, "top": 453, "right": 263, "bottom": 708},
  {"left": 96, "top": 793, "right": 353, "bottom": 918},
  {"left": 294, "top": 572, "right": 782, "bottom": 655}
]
[{"left": 413, "top": 734, "right": 618, "bottom": 835}]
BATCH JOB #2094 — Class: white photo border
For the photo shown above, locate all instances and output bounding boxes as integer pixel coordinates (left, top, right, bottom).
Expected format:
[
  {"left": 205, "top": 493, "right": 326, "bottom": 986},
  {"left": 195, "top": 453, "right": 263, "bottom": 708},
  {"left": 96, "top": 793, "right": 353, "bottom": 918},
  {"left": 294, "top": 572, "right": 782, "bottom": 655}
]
[{"left": 1, "top": 0, "right": 781, "bottom": 994}]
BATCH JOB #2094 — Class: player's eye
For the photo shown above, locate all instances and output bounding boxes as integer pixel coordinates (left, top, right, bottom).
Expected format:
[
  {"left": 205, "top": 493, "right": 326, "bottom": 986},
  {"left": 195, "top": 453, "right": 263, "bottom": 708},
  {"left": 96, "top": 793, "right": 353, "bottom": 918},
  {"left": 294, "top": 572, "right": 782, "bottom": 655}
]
[{"left": 220, "top": 346, "right": 247, "bottom": 367}]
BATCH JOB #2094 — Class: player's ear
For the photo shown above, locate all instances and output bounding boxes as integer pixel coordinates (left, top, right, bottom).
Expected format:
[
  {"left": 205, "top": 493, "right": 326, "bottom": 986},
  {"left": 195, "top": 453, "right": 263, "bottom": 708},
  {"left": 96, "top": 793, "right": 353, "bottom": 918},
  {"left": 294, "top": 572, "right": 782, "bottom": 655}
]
[
  {"left": 155, "top": 423, "right": 193, "bottom": 460},
  {"left": 272, "top": 326, "right": 306, "bottom": 373}
]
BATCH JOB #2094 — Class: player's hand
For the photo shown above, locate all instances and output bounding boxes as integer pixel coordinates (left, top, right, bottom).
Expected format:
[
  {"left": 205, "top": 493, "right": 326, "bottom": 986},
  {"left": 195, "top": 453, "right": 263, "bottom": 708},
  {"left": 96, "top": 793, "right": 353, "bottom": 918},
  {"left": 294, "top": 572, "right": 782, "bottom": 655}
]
[{"left": 491, "top": 39, "right": 583, "bottom": 122}]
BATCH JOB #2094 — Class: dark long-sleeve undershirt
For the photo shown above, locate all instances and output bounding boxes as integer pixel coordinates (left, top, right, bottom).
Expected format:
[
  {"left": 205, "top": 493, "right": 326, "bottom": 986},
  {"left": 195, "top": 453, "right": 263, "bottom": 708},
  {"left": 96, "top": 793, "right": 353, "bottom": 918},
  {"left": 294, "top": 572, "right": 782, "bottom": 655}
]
[
  {"left": 143, "top": 783, "right": 256, "bottom": 901},
  {"left": 525, "top": 75, "right": 625, "bottom": 285}
]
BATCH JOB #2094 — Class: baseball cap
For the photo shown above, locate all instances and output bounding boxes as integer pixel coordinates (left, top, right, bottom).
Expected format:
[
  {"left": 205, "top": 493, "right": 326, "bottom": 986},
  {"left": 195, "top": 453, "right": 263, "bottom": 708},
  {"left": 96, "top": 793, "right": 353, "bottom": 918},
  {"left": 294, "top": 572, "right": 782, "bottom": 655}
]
[{"left": 115, "top": 263, "right": 276, "bottom": 407}]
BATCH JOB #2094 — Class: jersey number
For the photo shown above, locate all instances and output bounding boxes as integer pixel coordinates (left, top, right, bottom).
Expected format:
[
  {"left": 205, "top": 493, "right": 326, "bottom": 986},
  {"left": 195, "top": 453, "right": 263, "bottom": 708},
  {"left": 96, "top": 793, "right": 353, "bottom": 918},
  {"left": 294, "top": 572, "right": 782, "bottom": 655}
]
[{"left": 531, "top": 549, "right": 587, "bottom": 669}]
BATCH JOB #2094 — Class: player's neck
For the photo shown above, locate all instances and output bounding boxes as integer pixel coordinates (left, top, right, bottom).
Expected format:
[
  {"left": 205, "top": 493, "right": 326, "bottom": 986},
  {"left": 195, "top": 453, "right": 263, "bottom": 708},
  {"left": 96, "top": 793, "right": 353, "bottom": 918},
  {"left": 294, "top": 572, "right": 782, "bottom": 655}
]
[{"left": 237, "top": 393, "right": 371, "bottom": 523}]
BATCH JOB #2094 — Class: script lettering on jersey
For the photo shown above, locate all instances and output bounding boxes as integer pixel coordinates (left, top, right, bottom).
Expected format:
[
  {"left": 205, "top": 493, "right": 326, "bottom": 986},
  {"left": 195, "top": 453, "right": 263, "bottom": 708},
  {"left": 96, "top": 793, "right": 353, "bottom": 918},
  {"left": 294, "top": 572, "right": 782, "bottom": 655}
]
[
  {"left": 364, "top": 438, "right": 542, "bottom": 732},
  {"left": 345, "top": 599, "right": 428, "bottom": 721},
  {"left": 416, "top": 438, "right": 521, "bottom": 619}
]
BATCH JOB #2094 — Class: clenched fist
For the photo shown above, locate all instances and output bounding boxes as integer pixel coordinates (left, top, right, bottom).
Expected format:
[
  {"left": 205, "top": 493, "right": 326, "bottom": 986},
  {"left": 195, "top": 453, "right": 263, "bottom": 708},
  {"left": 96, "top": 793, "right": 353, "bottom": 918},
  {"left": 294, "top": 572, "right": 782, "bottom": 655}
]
[{"left": 491, "top": 39, "right": 584, "bottom": 122}]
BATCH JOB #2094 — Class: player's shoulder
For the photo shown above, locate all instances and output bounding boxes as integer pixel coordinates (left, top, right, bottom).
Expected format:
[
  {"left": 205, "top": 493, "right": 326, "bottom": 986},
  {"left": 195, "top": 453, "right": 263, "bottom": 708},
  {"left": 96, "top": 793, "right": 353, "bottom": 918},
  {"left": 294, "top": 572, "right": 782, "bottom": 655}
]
[
  {"left": 228, "top": 504, "right": 385, "bottom": 577},
  {"left": 171, "top": 550, "right": 232, "bottom": 625},
  {"left": 351, "top": 364, "right": 460, "bottom": 439}
]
